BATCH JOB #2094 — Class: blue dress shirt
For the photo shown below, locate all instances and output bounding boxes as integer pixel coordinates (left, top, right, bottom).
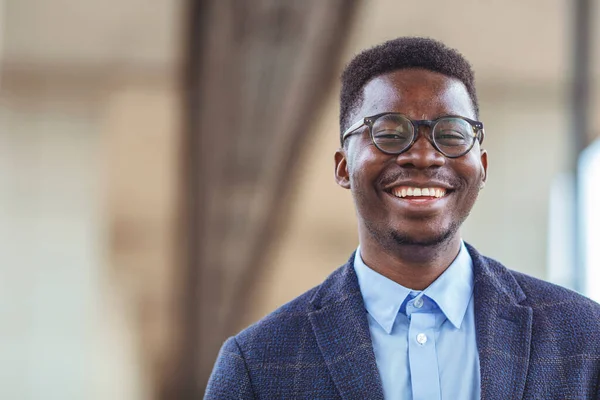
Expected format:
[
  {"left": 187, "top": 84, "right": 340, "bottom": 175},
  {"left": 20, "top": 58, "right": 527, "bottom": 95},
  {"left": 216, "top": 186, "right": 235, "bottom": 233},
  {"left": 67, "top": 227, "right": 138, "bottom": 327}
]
[{"left": 353, "top": 242, "right": 480, "bottom": 400}]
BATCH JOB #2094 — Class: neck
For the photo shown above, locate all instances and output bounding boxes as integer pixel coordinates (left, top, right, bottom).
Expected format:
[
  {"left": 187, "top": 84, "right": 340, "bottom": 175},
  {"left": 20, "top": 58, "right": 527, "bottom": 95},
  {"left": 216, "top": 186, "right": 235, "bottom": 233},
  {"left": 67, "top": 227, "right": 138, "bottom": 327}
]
[{"left": 358, "top": 231, "right": 462, "bottom": 290}]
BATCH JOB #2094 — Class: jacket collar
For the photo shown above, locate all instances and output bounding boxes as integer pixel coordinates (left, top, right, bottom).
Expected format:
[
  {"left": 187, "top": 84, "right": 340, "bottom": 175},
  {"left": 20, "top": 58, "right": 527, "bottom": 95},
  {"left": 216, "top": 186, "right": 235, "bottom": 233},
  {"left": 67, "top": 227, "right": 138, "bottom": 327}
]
[
  {"left": 468, "top": 243, "right": 533, "bottom": 400},
  {"left": 308, "top": 244, "right": 533, "bottom": 400},
  {"left": 308, "top": 253, "right": 385, "bottom": 400}
]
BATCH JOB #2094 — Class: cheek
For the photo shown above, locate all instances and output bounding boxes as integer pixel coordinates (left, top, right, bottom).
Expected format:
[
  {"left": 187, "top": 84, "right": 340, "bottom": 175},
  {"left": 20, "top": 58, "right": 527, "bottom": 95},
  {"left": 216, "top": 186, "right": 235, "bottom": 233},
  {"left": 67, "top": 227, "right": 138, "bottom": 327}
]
[
  {"left": 349, "top": 166, "right": 373, "bottom": 196},
  {"left": 463, "top": 153, "right": 485, "bottom": 181},
  {"left": 347, "top": 145, "right": 381, "bottom": 186}
]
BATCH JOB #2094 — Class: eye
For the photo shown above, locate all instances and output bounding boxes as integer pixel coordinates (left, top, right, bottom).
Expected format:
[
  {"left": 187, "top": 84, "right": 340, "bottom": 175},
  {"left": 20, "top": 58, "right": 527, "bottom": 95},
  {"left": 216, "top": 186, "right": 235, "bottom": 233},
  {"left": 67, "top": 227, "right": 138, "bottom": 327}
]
[
  {"left": 373, "top": 129, "right": 411, "bottom": 141},
  {"left": 437, "top": 129, "right": 465, "bottom": 139},
  {"left": 434, "top": 128, "right": 471, "bottom": 147}
]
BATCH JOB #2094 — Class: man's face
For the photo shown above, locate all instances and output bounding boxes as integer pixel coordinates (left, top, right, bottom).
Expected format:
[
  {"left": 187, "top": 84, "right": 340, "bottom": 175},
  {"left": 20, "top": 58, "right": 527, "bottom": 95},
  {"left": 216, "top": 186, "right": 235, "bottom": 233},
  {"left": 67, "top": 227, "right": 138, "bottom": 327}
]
[{"left": 335, "top": 68, "right": 488, "bottom": 248}]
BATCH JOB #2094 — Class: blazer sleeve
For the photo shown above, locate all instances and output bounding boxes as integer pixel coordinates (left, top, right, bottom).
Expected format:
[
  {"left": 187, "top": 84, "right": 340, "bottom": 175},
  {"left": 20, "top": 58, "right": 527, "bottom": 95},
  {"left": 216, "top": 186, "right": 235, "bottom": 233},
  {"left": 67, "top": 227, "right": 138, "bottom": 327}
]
[{"left": 204, "top": 336, "right": 255, "bottom": 400}]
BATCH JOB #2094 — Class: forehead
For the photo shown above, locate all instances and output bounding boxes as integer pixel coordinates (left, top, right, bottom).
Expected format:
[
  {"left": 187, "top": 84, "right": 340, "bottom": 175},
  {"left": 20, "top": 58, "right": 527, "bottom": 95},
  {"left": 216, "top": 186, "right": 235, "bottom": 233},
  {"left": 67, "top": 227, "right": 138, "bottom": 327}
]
[{"left": 357, "top": 68, "right": 474, "bottom": 120}]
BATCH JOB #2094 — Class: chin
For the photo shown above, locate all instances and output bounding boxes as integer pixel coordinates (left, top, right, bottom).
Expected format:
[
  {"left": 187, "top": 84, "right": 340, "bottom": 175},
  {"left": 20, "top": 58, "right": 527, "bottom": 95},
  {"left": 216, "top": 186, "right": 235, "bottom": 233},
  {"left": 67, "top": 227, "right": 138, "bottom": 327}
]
[{"left": 389, "top": 223, "right": 458, "bottom": 247}]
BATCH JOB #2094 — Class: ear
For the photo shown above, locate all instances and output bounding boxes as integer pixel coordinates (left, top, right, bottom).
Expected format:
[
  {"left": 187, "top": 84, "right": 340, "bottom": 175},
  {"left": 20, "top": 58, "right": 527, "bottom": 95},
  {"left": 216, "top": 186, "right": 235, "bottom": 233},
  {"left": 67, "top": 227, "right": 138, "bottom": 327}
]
[
  {"left": 479, "top": 148, "right": 488, "bottom": 189},
  {"left": 334, "top": 149, "right": 351, "bottom": 189}
]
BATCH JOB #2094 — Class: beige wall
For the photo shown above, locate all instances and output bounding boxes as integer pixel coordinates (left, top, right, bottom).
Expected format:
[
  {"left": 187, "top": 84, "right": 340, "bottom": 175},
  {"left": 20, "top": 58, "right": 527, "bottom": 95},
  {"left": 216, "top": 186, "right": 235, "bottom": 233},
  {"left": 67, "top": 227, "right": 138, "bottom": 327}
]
[
  {"left": 0, "top": 75, "right": 153, "bottom": 400},
  {"left": 0, "top": 0, "right": 181, "bottom": 398}
]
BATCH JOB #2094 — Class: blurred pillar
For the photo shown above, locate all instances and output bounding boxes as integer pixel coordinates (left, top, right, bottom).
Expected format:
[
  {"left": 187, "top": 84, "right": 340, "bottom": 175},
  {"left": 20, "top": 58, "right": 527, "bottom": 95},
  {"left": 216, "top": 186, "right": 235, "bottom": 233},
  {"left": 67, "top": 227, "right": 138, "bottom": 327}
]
[
  {"left": 571, "top": 0, "right": 594, "bottom": 292},
  {"left": 104, "top": 85, "right": 181, "bottom": 400},
  {"left": 165, "top": 0, "right": 361, "bottom": 397}
]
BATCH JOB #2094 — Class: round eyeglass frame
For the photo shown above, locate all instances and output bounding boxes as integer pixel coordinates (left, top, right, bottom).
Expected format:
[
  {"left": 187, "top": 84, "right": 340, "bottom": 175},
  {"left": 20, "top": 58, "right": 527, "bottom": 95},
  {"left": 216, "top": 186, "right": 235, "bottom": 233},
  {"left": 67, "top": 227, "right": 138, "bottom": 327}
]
[{"left": 341, "top": 112, "right": 485, "bottom": 158}]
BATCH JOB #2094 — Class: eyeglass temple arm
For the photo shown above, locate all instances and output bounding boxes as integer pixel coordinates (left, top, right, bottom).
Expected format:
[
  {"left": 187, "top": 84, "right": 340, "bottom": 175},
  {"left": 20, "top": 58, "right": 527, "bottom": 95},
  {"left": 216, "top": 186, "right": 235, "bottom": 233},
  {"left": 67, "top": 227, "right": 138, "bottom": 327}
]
[
  {"left": 341, "top": 119, "right": 366, "bottom": 143},
  {"left": 478, "top": 128, "right": 485, "bottom": 144}
]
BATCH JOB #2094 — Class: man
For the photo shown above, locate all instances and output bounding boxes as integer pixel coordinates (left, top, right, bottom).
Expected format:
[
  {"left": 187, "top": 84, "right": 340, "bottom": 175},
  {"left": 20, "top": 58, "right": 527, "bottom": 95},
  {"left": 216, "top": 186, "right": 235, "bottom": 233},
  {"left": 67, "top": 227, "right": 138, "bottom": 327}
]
[{"left": 205, "top": 37, "right": 600, "bottom": 399}]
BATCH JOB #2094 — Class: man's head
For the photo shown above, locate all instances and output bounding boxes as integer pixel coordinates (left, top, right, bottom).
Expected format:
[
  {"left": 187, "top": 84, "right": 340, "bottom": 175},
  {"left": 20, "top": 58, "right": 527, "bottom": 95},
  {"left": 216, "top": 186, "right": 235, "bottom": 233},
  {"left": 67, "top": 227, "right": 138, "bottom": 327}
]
[
  {"left": 339, "top": 37, "right": 479, "bottom": 138},
  {"left": 334, "top": 37, "right": 487, "bottom": 253}
]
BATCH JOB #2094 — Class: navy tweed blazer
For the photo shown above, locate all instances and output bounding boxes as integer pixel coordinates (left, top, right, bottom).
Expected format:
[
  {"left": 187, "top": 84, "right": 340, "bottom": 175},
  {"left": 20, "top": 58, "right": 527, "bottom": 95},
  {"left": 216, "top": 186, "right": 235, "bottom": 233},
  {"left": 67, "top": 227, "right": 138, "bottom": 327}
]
[{"left": 205, "top": 244, "right": 600, "bottom": 399}]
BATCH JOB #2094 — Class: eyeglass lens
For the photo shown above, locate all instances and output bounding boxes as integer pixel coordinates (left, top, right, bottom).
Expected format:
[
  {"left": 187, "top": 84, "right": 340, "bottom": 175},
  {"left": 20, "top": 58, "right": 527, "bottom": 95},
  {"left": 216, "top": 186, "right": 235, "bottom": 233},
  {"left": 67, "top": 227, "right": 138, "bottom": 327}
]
[{"left": 371, "top": 114, "right": 474, "bottom": 156}]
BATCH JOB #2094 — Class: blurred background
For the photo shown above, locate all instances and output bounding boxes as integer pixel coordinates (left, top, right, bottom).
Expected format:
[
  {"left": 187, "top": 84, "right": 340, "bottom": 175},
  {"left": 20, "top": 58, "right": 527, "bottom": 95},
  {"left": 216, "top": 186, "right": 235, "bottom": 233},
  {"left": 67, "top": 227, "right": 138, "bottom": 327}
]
[{"left": 0, "top": 0, "right": 598, "bottom": 398}]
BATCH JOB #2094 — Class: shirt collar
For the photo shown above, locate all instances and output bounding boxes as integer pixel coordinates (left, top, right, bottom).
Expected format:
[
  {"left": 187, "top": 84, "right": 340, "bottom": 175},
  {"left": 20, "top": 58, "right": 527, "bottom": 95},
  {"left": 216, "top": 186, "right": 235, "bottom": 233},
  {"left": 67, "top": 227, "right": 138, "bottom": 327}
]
[
  {"left": 353, "top": 241, "right": 474, "bottom": 333},
  {"left": 422, "top": 241, "right": 474, "bottom": 329},
  {"left": 353, "top": 247, "right": 411, "bottom": 333}
]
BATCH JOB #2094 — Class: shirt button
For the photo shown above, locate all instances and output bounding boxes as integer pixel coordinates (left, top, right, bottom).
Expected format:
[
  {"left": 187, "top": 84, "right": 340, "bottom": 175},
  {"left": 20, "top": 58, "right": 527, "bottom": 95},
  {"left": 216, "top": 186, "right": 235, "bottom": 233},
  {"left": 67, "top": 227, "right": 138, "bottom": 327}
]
[
  {"left": 416, "top": 333, "right": 427, "bottom": 345},
  {"left": 413, "top": 297, "right": 424, "bottom": 308}
]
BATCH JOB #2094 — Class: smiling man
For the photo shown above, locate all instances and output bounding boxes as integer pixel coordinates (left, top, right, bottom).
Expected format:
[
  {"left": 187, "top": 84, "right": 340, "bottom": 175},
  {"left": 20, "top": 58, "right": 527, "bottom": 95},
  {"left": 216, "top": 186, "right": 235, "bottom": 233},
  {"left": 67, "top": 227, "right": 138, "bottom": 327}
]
[{"left": 205, "top": 37, "right": 600, "bottom": 400}]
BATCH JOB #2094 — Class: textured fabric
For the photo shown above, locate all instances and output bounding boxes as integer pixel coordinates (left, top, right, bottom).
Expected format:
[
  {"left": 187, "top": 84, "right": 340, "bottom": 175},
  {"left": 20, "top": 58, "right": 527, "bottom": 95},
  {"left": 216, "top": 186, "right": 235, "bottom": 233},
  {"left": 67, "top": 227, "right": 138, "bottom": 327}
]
[
  {"left": 205, "top": 244, "right": 600, "bottom": 399},
  {"left": 353, "top": 242, "right": 480, "bottom": 400}
]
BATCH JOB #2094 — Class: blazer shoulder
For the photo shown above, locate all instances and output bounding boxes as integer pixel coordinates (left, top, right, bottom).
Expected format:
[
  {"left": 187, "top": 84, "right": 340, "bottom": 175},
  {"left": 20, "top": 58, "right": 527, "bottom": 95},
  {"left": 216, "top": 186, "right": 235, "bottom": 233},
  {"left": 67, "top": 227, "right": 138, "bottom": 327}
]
[
  {"left": 505, "top": 266, "right": 600, "bottom": 327},
  {"left": 233, "top": 262, "right": 353, "bottom": 363},
  {"left": 237, "top": 284, "right": 318, "bottom": 344},
  {"left": 472, "top": 247, "right": 600, "bottom": 314},
  {"left": 501, "top": 265, "right": 600, "bottom": 362},
  {"left": 509, "top": 268, "right": 598, "bottom": 307},
  {"left": 236, "top": 262, "right": 352, "bottom": 343}
]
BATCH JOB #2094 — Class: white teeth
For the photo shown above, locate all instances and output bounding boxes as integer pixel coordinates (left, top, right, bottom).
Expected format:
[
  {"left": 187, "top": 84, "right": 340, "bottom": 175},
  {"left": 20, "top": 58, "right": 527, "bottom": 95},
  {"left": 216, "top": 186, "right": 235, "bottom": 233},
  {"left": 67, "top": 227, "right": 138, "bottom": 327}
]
[{"left": 390, "top": 186, "right": 447, "bottom": 198}]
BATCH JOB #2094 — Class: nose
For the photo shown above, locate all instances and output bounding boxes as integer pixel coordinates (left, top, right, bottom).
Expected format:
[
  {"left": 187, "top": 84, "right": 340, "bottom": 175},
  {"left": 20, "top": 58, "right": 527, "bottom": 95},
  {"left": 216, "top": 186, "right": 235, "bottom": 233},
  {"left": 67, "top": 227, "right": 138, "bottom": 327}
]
[{"left": 394, "top": 131, "right": 446, "bottom": 169}]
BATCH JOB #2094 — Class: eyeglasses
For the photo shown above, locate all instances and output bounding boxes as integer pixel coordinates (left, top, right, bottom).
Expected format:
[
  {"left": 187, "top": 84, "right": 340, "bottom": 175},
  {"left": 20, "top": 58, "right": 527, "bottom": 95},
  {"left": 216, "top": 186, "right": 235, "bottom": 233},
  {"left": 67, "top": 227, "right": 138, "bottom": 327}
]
[{"left": 341, "top": 112, "right": 485, "bottom": 158}]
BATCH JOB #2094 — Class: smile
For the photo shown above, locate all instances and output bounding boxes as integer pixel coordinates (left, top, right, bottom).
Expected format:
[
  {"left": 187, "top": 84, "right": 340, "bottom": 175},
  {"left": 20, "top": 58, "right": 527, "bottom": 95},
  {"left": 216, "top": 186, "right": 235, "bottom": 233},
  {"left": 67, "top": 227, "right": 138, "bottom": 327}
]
[{"left": 389, "top": 186, "right": 448, "bottom": 199}]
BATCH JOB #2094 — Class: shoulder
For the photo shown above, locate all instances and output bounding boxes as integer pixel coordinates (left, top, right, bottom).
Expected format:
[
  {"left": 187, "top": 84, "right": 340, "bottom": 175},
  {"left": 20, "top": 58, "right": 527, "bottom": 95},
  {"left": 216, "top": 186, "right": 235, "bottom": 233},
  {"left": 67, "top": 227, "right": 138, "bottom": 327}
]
[
  {"left": 208, "top": 263, "right": 355, "bottom": 397},
  {"left": 236, "top": 285, "right": 318, "bottom": 348},
  {"left": 509, "top": 266, "right": 600, "bottom": 316},
  {"left": 468, "top": 243, "right": 600, "bottom": 313},
  {"left": 233, "top": 261, "right": 352, "bottom": 359},
  {"left": 478, "top": 251, "right": 600, "bottom": 326},
  {"left": 206, "top": 281, "right": 328, "bottom": 398}
]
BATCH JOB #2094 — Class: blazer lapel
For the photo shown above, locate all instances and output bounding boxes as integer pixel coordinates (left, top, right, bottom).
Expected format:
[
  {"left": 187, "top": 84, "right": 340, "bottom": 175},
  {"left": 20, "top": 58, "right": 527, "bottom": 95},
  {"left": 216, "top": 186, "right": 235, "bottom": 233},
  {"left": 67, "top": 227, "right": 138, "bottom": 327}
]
[
  {"left": 468, "top": 244, "right": 533, "bottom": 400},
  {"left": 308, "top": 257, "right": 384, "bottom": 400}
]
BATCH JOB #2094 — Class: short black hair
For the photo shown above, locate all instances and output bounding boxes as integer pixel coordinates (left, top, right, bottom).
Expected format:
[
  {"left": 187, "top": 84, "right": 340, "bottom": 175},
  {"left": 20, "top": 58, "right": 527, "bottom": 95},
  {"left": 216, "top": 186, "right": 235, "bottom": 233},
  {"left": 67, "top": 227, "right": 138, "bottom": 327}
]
[{"left": 339, "top": 37, "right": 479, "bottom": 142}]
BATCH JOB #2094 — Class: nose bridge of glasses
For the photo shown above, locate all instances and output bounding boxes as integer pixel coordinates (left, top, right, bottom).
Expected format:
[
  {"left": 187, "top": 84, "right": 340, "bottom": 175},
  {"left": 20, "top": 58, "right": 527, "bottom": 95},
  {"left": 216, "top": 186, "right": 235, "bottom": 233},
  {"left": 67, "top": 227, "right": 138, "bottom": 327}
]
[
  {"left": 412, "top": 119, "right": 435, "bottom": 132},
  {"left": 396, "top": 123, "right": 446, "bottom": 165},
  {"left": 410, "top": 119, "right": 437, "bottom": 146}
]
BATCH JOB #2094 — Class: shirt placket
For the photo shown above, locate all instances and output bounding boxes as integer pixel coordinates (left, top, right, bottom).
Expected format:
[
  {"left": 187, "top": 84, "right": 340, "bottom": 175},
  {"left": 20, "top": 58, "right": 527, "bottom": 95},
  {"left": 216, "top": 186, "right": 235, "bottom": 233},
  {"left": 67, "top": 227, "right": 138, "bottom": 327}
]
[{"left": 407, "top": 302, "right": 440, "bottom": 400}]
